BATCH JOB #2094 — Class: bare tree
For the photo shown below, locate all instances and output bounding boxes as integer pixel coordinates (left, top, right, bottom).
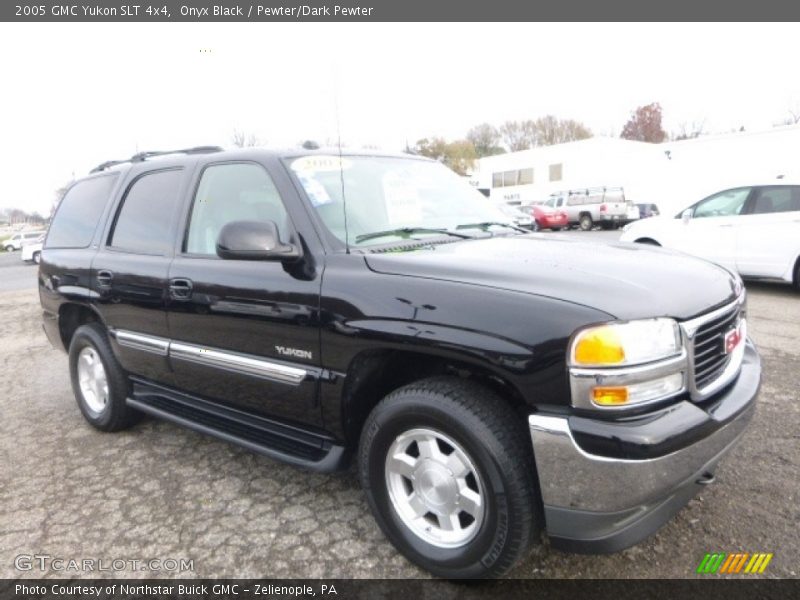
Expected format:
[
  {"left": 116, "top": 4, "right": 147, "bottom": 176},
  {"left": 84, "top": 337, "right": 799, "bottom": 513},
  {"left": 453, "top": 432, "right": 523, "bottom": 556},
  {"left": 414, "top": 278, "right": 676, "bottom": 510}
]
[
  {"left": 232, "top": 129, "right": 262, "bottom": 148},
  {"left": 673, "top": 119, "right": 706, "bottom": 141},
  {"left": 466, "top": 123, "right": 505, "bottom": 157},
  {"left": 532, "top": 115, "right": 592, "bottom": 146}
]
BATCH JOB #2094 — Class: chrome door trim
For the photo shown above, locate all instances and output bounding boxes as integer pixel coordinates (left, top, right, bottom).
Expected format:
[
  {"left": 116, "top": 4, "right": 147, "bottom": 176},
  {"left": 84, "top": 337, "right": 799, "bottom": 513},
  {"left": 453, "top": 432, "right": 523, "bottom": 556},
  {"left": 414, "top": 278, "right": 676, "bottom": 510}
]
[
  {"left": 112, "top": 330, "right": 169, "bottom": 356},
  {"left": 169, "top": 341, "right": 308, "bottom": 385},
  {"left": 111, "top": 329, "right": 308, "bottom": 385}
]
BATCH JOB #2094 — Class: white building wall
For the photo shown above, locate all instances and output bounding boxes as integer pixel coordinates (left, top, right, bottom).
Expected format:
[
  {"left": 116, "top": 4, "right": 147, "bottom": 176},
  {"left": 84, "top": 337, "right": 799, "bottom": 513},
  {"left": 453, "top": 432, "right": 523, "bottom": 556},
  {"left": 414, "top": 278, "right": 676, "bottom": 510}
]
[{"left": 475, "top": 126, "right": 800, "bottom": 216}]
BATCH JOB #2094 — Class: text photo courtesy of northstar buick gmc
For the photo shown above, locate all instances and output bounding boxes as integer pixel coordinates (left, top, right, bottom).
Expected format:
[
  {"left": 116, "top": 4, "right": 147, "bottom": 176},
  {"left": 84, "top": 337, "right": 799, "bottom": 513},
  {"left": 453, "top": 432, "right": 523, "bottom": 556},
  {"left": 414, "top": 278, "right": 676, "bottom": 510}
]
[{"left": 38, "top": 146, "right": 760, "bottom": 578}]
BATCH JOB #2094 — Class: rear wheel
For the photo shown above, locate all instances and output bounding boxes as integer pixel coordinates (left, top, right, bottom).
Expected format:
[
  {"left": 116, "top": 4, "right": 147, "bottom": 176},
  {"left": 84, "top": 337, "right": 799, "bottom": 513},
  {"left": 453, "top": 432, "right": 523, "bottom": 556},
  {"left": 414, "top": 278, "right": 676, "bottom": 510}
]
[
  {"left": 32, "top": 251, "right": 41, "bottom": 264},
  {"left": 69, "top": 323, "right": 140, "bottom": 431},
  {"left": 359, "top": 377, "right": 540, "bottom": 579},
  {"left": 531, "top": 220, "right": 540, "bottom": 231},
  {"left": 794, "top": 258, "right": 800, "bottom": 291},
  {"left": 4, "top": 245, "right": 14, "bottom": 252},
  {"left": 579, "top": 214, "right": 593, "bottom": 231}
]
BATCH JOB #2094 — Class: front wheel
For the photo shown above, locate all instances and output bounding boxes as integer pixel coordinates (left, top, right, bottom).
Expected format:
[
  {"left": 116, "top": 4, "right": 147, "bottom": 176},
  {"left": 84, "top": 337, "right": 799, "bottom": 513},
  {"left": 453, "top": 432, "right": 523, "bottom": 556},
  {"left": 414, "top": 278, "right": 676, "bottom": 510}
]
[
  {"left": 359, "top": 377, "right": 540, "bottom": 579},
  {"left": 531, "top": 220, "right": 540, "bottom": 231},
  {"left": 4, "top": 245, "right": 14, "bottom": 252}
]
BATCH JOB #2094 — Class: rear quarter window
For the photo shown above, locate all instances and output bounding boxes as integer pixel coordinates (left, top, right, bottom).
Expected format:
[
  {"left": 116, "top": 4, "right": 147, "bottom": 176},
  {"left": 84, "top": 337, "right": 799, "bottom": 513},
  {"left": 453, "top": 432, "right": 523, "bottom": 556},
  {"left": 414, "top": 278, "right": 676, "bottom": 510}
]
[{"left": 45, "top": 174, "right": 118, "bottom": 249}]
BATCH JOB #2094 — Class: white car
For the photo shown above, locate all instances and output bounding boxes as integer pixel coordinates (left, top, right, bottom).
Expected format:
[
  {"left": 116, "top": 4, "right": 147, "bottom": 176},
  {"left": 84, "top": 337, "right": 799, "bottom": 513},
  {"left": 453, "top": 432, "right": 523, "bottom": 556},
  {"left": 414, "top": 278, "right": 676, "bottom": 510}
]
[
  {"left": 4, "top": 230, "right": 45, "bottom": 252},
  {"left": 620, "top": 182, "right": 800, "bottom": 289},
  {"left": 493, "top": 202, "right": 534, "bottom": 229},
  {"left": 21, "top": 235, "right": 44, "bottom": 264}
]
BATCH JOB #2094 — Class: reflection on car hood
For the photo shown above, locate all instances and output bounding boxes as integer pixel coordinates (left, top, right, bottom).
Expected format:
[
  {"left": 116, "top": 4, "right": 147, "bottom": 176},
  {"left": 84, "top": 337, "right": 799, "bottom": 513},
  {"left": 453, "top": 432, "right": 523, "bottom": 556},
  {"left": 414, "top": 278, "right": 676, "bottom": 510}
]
[{"left": 364, "top": 235, "right": 739, "bottom": 321}]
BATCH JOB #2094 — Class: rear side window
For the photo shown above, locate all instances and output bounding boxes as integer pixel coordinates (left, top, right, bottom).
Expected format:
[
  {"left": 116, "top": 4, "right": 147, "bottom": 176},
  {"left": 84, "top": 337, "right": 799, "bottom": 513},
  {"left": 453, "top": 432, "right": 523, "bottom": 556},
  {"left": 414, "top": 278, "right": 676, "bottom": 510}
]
[
  {"left": 109, "top": 169, "right": 183, "bottom": 254},
  {"left": 46, "top": 174, "right": 118, "bottom": 249},
  {"left": 751, "top": 186, "right": 800, "bottom": 214}
]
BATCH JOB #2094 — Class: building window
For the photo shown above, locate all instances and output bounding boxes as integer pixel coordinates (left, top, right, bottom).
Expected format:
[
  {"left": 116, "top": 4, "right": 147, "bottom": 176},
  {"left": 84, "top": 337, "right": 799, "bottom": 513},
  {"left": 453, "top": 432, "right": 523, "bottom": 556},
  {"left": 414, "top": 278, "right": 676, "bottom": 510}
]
[
  {"left": 502, "top": 171, "right": 518, "bottom": 187},
  {"left": 492, "top": 172, "right": 503, "bottom": 188},
  {"left": 549, "top": 163, "right": 563, "bottom": 182},
  {"left": 518, "top": 168, "right": 534, "bottom": 185}
]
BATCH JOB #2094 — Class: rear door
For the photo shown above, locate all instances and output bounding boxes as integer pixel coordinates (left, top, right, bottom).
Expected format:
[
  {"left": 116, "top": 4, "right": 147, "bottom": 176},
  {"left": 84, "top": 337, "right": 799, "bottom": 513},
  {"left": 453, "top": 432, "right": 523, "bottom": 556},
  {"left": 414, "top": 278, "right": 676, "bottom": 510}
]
[
  {"left": 735, "top": 185, "right": 800, "bottom": 279},
  {"left": 92, "top": 166, "right": 189, "bottom": 385},
  {"left": 166, "top": 158, "right": 324, "bottom": 428}
]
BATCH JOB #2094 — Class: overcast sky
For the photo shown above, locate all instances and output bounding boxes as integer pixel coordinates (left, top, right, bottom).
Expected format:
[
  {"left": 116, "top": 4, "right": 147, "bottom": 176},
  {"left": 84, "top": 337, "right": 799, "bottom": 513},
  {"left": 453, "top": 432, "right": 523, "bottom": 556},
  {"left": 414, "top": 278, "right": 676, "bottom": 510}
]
[{"left": 2, "top": 22, "right": 800, "bottom": 214}]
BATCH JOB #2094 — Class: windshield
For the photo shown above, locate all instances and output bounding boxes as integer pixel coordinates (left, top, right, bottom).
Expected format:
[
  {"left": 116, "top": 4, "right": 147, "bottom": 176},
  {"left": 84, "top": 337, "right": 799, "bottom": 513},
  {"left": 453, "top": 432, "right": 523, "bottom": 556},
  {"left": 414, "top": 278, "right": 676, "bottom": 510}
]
[{"left": 288, "top": 155, "right": 512, "bottom": 246}]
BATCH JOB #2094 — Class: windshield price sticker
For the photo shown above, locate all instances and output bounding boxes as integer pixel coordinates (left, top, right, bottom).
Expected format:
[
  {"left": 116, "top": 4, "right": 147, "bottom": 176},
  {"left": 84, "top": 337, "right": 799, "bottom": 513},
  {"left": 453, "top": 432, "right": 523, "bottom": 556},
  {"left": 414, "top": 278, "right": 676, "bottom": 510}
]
[{"left": 291, "top": 155, "right": 352, "bottom": 173}]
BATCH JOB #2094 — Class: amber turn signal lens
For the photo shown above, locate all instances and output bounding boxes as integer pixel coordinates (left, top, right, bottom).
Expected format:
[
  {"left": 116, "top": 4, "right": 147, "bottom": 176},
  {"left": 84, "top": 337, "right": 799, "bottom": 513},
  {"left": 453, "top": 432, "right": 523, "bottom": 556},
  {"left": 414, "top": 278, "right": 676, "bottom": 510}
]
[
  {"left": 573, "top": 327, "right": 626, "bottom": 365},
  {"left": 592, "top": 387, "right": 629, "bottom": 406}
]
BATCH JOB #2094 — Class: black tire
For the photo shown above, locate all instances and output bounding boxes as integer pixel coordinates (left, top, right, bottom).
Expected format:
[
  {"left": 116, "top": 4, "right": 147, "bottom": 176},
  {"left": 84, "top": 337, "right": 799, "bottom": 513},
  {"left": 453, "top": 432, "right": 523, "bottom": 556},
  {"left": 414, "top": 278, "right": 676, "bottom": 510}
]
[
  {"left": 579, "top": 214, "right": 593, "bottom": 231},
  {"left": 532, "top": 220, "right": 540, "bottom": 232},
  {"left": 68, "top": 322, "right": 140, "bottom": 431},
  {"left": 794, "top": 258, "right": 800, "bottom": 292},
  {"left": 359, "top": 376, "right": 540, "bottom": 579},
  {"left": 4, "top": 245, "right": 14, "bottom": 252},
  {"left": 33, "top": 251, "right": 41, "bottom": 264}
]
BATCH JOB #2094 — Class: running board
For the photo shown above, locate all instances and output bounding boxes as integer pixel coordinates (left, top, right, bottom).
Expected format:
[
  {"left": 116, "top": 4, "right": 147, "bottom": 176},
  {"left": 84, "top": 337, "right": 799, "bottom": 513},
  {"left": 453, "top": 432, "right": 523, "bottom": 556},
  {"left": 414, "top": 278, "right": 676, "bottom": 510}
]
[{"left": 126, "top": 383, "right": 347, "bottom": 473}]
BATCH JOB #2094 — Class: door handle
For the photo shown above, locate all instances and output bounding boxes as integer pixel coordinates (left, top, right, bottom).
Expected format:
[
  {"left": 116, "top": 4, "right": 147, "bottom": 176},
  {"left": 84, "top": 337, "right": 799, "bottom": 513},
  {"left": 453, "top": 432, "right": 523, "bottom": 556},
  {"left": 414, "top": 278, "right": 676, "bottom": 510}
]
[
  {"left": 96, "top": 270, "right": 113, "bottom": 288},
  {"left": 169, "top": 278, "right": 193, "bottom": 300},
  {"left": 719, "top": 224, "right": 734, "bottom": 228}
]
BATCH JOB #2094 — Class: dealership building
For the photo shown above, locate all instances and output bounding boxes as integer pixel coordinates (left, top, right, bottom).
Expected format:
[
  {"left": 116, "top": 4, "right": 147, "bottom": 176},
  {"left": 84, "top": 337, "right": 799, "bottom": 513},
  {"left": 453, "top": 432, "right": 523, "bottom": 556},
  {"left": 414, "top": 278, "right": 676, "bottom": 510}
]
[{"left": 471, "top": 125, "right": 800, "bottom": 215}]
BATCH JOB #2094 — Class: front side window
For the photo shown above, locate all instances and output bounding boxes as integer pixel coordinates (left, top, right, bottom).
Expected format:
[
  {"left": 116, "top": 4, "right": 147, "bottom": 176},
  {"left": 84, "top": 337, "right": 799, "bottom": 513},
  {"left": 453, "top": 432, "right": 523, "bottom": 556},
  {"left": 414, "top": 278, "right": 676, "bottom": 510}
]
[
  {"left": 750, "top": 186, "right": 800, "bottom": 214},
  {"left": 109, "top": 169, "right": 183, "bottom": 254},
  {"left": 186, "top": 163, "right": 289, "bottom": 256},
  {"left": 46, "top": 174, "right": 118, "bottom": 249},
  {"left": 692, "top": 188, "right": 750, "bottom": 218},
  {"left": 288, "top": 155, "right": 510, "bottom": 246}
]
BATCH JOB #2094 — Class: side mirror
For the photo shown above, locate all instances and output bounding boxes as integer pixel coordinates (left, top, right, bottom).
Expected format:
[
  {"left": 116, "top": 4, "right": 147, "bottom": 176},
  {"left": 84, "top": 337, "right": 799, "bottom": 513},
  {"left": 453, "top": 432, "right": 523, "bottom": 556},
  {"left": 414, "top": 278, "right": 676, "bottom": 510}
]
[
  {"left": 216, "top": 220, "right": 301, "bottom": 261},
  {"left": 681, "top": 208, "right": 693, "bottom": 223}
]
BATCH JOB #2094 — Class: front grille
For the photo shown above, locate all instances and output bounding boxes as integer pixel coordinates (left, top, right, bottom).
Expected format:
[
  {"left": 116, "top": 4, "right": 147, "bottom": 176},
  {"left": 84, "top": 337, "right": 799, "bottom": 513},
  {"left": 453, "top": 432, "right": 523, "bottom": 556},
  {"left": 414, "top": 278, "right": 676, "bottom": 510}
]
[{"left": 691, "top": 304, "right": 742, "bottom": 390}]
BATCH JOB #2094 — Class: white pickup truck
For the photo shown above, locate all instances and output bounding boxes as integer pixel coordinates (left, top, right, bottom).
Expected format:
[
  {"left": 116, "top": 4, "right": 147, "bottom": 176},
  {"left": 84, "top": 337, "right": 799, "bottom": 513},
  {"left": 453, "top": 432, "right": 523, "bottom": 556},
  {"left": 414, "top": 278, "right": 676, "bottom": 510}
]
[{"left": 543, "top": 187, "right": 637, "bottom": 230}]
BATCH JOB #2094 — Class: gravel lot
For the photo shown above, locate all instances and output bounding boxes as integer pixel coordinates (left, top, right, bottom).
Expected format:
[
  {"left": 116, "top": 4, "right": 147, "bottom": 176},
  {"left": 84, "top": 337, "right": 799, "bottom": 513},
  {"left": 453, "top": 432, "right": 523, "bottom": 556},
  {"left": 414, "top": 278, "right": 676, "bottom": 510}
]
[{"left": 1, "top": 233, "right": 798, "bottom": 579}]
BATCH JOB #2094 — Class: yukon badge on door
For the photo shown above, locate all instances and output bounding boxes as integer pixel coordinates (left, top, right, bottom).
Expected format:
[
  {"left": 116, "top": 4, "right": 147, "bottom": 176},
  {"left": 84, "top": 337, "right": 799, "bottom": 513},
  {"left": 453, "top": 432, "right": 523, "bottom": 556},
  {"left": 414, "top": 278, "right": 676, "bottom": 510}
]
[{"left": 275, "top": 346, "right": 313, "bottom": 360}]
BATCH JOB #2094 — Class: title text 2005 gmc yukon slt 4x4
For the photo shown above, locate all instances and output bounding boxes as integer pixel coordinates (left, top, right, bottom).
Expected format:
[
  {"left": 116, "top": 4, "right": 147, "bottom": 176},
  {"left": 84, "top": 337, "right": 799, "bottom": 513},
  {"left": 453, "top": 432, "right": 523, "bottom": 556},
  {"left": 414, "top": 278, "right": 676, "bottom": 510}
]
[{"left": 39, "top": 147, "right": 760, "bottom": 578}]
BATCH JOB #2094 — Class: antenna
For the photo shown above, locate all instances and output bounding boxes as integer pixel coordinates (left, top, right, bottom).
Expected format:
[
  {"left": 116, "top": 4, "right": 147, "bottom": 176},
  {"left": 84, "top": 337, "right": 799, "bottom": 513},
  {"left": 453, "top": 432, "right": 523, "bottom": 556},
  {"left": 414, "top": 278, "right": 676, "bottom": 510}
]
[{"left": 333, "top": 66, "right": 350, "bottom": 254}]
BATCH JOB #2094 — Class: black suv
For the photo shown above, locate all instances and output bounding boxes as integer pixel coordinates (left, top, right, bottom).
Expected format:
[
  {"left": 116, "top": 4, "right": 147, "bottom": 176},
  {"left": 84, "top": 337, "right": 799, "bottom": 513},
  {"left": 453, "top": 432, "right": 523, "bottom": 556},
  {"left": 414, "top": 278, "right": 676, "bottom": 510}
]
[{"left": 40, "top": 146, "right": 760, "bottom": 578}]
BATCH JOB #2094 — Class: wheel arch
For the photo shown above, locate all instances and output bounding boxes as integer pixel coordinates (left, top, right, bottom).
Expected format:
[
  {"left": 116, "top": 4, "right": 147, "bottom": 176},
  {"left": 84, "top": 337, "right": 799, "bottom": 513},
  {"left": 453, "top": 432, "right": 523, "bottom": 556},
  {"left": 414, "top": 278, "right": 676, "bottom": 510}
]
[
  {"left": 340, "top": 347, "right": 529, "bottom": 449},
  {"left": 58, "top": 302, "right": 105, "bottom": 351}
]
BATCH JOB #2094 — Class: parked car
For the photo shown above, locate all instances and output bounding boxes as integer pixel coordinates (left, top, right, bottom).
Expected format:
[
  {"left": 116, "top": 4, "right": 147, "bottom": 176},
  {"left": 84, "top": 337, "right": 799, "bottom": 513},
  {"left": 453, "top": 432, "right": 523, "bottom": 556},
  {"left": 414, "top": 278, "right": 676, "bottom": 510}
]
[
  {"left": 620, "top": 182, "right": 800, "bottom": 289},
  {"left": 21, "top": 234, "right": 45, "bottom": 264},
  {"left": 528, "top": 203, "right": 568, "bottom": 231},
  {"left": 492, "top": 201, "right": 534, "bottom": 229},
  {"left": 543, "top": 187, "right": 630, "bottom": 230},
  {"left": 636, "top": 203, "right": 660, "bottom": 219},
  {"left": 4, "top": 230, "right": 45, "bottom": 252},
  {"left": 40, "top": 146, "right": 759, "bottom": 579}
]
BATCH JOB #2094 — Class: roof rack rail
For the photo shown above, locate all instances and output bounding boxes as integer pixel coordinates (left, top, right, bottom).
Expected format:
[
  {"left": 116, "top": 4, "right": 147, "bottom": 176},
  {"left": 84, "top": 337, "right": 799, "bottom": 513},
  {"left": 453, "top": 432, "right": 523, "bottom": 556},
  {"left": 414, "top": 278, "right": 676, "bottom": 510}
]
[{"left": 89, "top": 145, "right": 224, "bottom": 173}]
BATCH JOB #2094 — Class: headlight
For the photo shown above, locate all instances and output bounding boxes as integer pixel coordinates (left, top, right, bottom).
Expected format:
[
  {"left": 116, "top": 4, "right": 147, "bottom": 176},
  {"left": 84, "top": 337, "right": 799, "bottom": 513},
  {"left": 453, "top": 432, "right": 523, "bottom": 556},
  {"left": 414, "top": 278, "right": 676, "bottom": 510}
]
[
  {"left": 570, "top": 319, "right": 682, "bottom": 367},
  {"left": 569, "top": 319, "right": 686, "bottom": 410}
]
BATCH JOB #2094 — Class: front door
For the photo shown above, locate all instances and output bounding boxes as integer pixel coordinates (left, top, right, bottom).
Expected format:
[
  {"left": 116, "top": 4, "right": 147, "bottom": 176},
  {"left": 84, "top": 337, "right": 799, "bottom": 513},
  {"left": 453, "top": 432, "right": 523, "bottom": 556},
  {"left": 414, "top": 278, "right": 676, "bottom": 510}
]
[
  {"left": 674, "top": 187, "right": 751, "bottom": 272},
  {"left": 166, "top": 161, "right": 324, "bottom": 428}
]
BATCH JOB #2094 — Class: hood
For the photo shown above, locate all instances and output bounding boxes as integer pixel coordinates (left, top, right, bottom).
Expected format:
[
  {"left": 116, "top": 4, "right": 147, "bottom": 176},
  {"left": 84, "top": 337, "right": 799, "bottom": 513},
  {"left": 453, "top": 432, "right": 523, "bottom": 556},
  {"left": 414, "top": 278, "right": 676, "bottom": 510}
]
[{"left": 364, "top": 235, "right": 740, "bottom": 321}]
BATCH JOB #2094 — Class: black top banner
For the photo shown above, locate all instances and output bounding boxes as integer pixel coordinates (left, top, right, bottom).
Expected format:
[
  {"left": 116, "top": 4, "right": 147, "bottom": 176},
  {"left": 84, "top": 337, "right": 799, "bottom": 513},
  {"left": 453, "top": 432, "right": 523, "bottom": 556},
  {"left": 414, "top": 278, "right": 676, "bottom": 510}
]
[{"left": 3, "top": 0, "right": 800, "bottom": 21}]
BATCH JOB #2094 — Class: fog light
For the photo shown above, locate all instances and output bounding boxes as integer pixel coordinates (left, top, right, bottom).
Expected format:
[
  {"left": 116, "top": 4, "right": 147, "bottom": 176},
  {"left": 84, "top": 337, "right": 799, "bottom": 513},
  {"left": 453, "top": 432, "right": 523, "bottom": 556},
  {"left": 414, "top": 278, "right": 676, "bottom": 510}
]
[{"left": 592, "top": 372, "right": 684, "bottom": 408}]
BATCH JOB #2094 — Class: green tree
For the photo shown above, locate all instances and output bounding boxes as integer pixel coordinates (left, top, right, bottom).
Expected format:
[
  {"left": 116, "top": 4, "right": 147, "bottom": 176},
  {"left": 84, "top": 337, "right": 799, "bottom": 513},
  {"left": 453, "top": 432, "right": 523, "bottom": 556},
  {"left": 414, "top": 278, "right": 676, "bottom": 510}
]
[
  {"left": 466, "top": 123, "right": 505, "bottom": 157},
  {"left": 411, "top": 137, "right": 477, "bottom": 176}
]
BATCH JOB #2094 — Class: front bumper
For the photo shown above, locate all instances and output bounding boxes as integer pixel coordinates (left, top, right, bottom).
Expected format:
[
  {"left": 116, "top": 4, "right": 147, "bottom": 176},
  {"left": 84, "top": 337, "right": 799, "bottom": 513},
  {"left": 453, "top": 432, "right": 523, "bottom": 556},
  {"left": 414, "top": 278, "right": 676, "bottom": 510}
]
[{"left": 529, "top": 339, "right": 760, "bottom": 553}]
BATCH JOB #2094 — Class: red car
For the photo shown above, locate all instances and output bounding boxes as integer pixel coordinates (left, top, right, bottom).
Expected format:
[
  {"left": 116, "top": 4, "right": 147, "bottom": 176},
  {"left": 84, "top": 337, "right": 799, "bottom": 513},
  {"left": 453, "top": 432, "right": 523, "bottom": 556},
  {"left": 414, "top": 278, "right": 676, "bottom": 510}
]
[{"left": 529, "top": 204, "right": 569, "bottom": 231}]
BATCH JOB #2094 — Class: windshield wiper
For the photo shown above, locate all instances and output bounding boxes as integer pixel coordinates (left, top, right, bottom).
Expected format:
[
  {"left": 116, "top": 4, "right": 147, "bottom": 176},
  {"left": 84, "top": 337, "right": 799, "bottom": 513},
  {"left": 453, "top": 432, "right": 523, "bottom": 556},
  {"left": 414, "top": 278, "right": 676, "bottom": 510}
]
[
  {"left": 355, "top": 227, "right": 473, "bottom": 244},
  {"left": 455, "top": 221, "right": 529, "bottom": 234}
]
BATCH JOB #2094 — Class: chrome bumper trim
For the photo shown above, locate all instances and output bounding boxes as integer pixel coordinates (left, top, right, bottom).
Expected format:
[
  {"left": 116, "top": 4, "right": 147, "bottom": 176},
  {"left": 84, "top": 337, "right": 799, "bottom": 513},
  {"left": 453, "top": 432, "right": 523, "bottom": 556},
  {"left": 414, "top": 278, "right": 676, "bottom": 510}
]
[{"left": 528, "top": 403, "right": 754, "bottom": 513}]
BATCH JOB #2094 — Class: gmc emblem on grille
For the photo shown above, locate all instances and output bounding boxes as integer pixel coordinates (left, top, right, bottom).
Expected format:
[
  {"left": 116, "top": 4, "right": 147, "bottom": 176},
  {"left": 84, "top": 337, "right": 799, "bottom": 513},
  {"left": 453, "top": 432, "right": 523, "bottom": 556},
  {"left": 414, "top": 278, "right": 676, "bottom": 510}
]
[{"left": 723, "top": 325, "right": 742, "bottom": 355}]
